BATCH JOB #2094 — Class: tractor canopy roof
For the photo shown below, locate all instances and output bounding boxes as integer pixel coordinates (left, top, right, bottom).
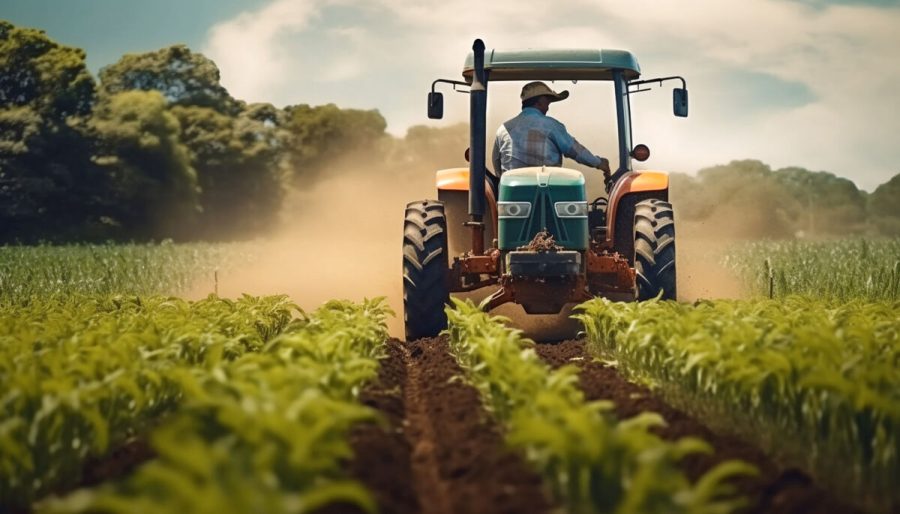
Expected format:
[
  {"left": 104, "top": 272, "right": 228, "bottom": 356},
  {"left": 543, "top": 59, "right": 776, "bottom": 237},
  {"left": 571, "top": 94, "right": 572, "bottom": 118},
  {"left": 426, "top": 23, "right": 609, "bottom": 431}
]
[{"left": 462, "top": 48, "right": 641, "bottom": 82}]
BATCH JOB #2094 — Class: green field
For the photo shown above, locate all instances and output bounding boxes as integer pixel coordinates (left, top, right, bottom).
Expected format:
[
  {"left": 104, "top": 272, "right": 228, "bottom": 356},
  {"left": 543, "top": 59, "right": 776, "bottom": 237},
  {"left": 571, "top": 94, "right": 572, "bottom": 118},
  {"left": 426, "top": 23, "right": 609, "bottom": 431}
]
[
  {"left": 725, "top": 239, "right": 900, "bottom": 301},
  {"left": 576, "top": 296, "right": 899, "bottom": 508},
  {"left": 1, "top": 239, "right": 898, "bottom": 513},
  {"left": 0, "top": 242, "right": 253, "bottom": 303}
]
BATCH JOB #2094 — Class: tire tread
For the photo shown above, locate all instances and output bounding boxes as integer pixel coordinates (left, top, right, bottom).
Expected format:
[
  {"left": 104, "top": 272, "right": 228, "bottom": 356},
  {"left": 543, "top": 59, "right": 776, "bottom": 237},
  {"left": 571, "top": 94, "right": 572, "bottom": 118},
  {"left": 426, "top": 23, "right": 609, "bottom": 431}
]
[
  {"left": 634, "top": 199, "right": 677, "bottom": 301},
  {"left": 403, "top": 200, "right": 450, "bottom": 340}
]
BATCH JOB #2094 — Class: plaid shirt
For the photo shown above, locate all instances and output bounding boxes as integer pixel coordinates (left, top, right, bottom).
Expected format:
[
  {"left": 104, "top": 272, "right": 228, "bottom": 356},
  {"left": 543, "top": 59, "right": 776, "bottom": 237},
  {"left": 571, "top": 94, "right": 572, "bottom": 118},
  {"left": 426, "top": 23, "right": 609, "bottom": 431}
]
[{"left": 491, "top": 107, "right": 604, "bottom": 174}]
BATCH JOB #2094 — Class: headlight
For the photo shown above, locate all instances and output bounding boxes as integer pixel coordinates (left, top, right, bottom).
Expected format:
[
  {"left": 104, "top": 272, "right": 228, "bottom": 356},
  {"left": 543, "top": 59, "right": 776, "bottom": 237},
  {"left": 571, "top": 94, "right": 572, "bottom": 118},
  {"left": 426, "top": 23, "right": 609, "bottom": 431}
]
[
  {"left": 554, "top": 201, "right": 588, "bottom": 218},
  {"left": 498, "top": 201, "right": 532, "bottom": 218}
]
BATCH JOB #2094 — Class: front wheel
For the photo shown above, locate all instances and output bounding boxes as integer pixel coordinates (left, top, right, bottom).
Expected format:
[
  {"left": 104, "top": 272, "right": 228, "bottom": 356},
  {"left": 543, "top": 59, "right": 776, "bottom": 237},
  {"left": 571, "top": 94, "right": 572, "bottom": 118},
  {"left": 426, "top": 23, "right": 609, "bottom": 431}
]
[
  {"left": 402, "top": 200, "right": 450, "bottom": 340},
  {"left": 634, "top": 199, "right": 676, "bottom": 301}
]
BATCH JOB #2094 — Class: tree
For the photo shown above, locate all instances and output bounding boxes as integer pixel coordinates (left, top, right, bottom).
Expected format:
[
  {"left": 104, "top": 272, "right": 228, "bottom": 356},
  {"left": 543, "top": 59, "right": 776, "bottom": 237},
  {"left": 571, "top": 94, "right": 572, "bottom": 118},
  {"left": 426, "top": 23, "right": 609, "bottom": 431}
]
[
  {"left": 868, "top": 172, "right": 900, "bottom": 236},
  {"left": 97, "top": 45, "right": 291, "bottom": 238},
  {"left": 0, "top": 21, "right": 95, "bottom": 119},
  {"left": 0, "top": 20, "right": 98, "bottom": 242},
  {"left": 681, "top": 160, "right": 799, "bottom": 238},
  {"left": 669, "top": 160, "right": 886, "bottom": 238},
  {"left": 99, "top": 45, "right": 238, "bottom": 115},
  {"left": 774, "top": 167, "right": 868, "bottom": 235},
  {"left": 90, "top": 90, "right": 199, "bottom": 239},
  {"left": 282, "top": 103, "right": 388, "bottom": 180},
  {"left": 172, "top": 103, "right": 286, "bottom": 238}
]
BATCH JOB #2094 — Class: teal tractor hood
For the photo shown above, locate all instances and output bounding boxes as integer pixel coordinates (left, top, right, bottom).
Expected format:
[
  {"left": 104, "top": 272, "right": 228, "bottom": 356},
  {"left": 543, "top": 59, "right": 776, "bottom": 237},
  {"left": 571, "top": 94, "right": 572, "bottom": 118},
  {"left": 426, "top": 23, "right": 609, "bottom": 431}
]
[
  {"left": 501, "top": 166, "right": 586, "bottom": 188},
  {"left": 498, "top": 167, "right": 588, "bottom": 250}
]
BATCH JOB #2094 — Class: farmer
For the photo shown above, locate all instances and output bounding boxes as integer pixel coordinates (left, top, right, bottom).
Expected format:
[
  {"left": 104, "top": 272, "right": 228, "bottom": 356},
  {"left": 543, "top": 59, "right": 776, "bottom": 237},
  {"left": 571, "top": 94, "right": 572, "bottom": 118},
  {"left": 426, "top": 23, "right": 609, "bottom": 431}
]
[{"left": 491, "top": 81, "right": 611, "bottom": 177}]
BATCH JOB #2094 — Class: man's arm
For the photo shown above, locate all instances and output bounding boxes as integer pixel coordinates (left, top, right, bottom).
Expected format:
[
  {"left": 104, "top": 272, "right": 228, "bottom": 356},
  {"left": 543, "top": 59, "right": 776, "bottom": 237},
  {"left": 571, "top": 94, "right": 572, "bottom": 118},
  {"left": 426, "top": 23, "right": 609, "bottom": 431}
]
[
  {"left": 549, "top": 121, "right": 608, "bottom": 171},
  {"left": 567, "top": 138, "right": 609, "bottom": 171}
]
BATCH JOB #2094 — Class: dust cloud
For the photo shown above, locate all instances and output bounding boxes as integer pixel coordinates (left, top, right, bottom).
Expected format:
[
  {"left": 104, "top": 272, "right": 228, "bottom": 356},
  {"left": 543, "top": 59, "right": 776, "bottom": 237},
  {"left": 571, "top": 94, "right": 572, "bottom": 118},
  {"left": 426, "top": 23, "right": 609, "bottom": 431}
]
[
  {"left": 675, "top": 224, "right": 747, "bottom": 302},
  {"left": 670, "top": 181, "right": 751, "bottom": 302},
  {"left": 189, "top": 163, "right": 431, "bottom": 338},
  {"left": 191, "top": 162, "right": 751, "bottom": 341}
]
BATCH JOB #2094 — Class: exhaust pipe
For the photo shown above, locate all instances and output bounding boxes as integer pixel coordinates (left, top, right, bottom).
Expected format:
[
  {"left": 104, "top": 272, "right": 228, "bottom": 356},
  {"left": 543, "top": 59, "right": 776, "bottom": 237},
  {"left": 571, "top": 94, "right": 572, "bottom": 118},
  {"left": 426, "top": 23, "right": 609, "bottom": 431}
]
[{"left": 469, "top": 39, "right": 487, "bottom": 221}]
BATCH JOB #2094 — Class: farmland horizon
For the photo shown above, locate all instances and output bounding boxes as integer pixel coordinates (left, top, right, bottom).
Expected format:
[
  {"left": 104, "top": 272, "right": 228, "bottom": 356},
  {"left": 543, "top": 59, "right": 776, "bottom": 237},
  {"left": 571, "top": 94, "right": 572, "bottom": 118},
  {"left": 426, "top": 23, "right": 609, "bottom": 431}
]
[
  {"left": 3, "top": 0, "right": 900, "bottom": 191},
  {"left": 3, "top": 2, "right": 900, "bottom": 512},
  {"left": 2, "top": 13, "right": 897, "bottom": 246}
]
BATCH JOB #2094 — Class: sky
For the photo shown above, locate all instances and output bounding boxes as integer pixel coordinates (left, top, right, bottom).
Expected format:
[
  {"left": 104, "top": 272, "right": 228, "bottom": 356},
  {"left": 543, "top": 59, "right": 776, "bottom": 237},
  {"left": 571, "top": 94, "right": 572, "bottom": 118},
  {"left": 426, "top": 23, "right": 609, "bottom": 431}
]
[{"left": 3, "top": 0, "right": 899, "bottom": 190}]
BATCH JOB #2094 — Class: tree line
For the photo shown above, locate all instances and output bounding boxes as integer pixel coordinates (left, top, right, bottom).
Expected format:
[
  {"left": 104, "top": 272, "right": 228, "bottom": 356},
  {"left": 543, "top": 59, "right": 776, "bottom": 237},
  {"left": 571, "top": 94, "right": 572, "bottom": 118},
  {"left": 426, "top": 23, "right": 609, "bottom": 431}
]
[
  {"left": 1, "top": 20, "right": 897, "bottom": 243},
  {"left": 0, "top": 20, "right": 401, "bottom": 242},
  {"left": 670, "top": 160, "right": 900, "bottom": 238}
]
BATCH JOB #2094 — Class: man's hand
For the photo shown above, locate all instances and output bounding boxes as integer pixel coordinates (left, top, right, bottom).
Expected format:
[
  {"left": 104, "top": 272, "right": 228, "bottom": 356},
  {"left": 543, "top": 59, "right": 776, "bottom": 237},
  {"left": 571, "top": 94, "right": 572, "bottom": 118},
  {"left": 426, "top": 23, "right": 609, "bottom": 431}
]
[{"left": 596, "top": 157, "right": 611, "bottom": 174}]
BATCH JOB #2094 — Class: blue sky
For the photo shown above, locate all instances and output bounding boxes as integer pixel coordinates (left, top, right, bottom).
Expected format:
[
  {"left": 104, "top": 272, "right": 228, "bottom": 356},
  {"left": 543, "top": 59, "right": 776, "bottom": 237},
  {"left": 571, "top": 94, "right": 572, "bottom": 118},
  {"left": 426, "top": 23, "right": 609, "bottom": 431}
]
[
  {"left": 2, "top": 0, "right": 899, "bottom": 190},
  {"left": 1, "top": 0, "right": 269, "bottom": 71}
]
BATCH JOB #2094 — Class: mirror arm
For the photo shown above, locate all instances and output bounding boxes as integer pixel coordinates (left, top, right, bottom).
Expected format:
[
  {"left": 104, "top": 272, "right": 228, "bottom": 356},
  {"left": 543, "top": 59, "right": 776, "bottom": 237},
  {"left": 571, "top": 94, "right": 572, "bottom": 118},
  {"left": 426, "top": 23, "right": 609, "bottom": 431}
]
[
  {"left": 432, "top": 78, "right": 471, "bottom": 95},
  {"left": 627, "top": 75, "right": 687, "bottom": 93}
]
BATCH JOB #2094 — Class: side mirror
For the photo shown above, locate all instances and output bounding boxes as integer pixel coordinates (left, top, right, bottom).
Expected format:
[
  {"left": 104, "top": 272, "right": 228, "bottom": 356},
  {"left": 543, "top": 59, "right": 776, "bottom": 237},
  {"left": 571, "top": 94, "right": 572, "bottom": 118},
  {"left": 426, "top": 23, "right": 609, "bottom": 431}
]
[
  {"left": 428, "top": 92, "right": 444, "bottom": 119},
  {"left": 673, "top": 88, "right": 688, "bottom": 117}
]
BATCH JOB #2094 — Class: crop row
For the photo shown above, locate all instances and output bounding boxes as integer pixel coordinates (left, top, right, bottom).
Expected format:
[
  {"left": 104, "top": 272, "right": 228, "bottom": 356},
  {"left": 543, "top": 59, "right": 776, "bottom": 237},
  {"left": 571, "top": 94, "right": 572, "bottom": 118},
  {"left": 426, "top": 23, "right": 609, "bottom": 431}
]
[
  {"left": 42, "top": 298, "right": 390, "bottom": 514},
  {"left": 724, "top": 238, "right": 900, "bottom": 301},
  {"left": 575, "top": 296, "right": 900, "bottom": 511},
  {"left": 446, "top": 299, "right": 755, "bottom": 514},
  {"left": 0, "top": 294, "right": 295, "bottom": 509},
  {"left": 2, "top": 294, "right": 392, "bottom": 514}
]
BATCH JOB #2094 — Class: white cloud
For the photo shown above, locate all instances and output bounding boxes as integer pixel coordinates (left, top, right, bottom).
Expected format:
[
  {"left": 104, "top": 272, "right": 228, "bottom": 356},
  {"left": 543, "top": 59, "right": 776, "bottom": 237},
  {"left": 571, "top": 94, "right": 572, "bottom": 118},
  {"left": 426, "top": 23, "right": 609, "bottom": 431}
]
[
  {"left": 203, "top": 0, "right": 900, "bottom": 189},
  {"left": 204, "top": 0, "right": 323, "bottom": 101}
]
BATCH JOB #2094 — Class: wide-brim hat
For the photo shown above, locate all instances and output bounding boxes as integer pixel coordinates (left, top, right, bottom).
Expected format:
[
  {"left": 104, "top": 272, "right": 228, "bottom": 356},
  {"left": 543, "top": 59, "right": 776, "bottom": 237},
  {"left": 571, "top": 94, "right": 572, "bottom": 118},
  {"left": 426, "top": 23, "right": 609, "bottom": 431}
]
[{"left": 520, "top": 81, "right": 570, "bottom": 102}]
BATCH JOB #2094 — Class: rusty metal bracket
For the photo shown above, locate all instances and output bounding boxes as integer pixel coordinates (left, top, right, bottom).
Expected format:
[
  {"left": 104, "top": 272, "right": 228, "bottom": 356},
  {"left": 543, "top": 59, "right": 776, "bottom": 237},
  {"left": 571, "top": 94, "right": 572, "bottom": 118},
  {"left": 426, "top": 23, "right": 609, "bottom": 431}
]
[
  {"left": 449, "top": 249, "right": 501, "bottom": 293},
  {"left": 585, "top": 249, "right": 635, "bottom": 294},
  {"left": 457, "top": 249, "right": 499, "bottom": 274},
  {"left": 460, "top": 248, "right": 636, "bottom": 312},
  {"left": 464, "top": 221, "right": 485, "bottom": 256}
]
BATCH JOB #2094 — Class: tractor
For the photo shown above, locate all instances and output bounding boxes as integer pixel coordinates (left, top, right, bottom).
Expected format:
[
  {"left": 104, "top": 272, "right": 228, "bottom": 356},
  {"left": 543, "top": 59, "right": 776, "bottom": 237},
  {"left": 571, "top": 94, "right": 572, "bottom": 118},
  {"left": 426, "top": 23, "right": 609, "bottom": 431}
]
[{"left": 402, "top": 39, "right": 688, "bottom": 340}]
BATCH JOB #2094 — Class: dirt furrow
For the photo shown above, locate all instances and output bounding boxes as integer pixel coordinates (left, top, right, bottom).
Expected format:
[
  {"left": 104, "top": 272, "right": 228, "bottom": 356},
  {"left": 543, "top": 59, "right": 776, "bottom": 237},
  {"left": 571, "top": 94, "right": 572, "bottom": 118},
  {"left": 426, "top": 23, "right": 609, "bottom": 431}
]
[
  {"left": 344, "top": 337, "right": 551, "bottom": 514},
  {"left": 535, "top": 339, "right": 862, "bottom": 514},
  {"left": 402, "top": 336, "right": 550, "bottom": 514},
  {"left": 398, "top": 338, "right": 455, "bottom": 514},
  {"left": 336, "top": 340, "right": 420, "bottom": 514}
]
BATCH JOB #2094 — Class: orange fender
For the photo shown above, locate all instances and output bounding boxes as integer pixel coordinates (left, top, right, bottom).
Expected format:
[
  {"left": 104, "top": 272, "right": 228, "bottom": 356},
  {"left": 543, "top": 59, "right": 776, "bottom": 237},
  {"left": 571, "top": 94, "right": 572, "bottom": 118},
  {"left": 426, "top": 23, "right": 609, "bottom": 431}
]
[
  {"left": 435, "top": 168, "right": 498, "bottom": 227},
  {"left": 606, "top": 171, "right": 669, "bottom": 243},
  {"left": 436, "top": 168, "right": 470, "bottom": 191},
  {"left": 435, "top": 168, "right": 498, "bottom": 254}
]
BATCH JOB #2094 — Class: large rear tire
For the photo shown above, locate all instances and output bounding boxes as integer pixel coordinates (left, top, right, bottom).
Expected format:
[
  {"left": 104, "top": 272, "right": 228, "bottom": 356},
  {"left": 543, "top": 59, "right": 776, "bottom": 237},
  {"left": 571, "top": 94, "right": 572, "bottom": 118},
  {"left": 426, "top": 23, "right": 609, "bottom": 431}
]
[
  {"left": 403, "top": 200, "right": 450, "bottom": 340},
  {"left": 634, "top": 199, "right": 676, "bottom": 301}
]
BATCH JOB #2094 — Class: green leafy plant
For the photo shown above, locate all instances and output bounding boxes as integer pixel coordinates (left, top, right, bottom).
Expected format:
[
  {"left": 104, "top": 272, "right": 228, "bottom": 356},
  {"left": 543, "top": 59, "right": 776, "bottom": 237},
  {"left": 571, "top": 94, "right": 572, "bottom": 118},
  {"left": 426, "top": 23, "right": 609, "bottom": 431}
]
[
  {"left": 446, "top": 299, "right": 755, "bottom": 514},
  {"left": 36, "top": 298, "right": 390, "bottom": 514},
  {"left": 0, "top": 294, "right": 295, "bottom": 509},
  {"left": 575, "top": 296, "right": 900, "bottom": 510}
]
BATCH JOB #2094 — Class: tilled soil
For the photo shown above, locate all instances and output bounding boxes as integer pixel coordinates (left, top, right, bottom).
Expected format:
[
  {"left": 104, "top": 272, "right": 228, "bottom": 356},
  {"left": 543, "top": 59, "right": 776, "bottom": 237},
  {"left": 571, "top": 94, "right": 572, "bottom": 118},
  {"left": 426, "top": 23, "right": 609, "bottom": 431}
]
[
  {"left": 15, "top": 434, "right": 156, "bottom": 514},
  {"left": 61, "top": 336, "right": 871, "bottom": 514},
  {"left": 63, "top": 337, "right": 548, "bottom": 514},
  {"left": 328, "top": 340, "right": 420, "bottom": 514},
  {"left": 341, "top": 337, "right": 551, "bottom": 514},
  {"left": 78, "top": 438, "right": 154, "bottom": 489},
  {"left": 535, "top": 339, "right": 863, "bottom": 514}
]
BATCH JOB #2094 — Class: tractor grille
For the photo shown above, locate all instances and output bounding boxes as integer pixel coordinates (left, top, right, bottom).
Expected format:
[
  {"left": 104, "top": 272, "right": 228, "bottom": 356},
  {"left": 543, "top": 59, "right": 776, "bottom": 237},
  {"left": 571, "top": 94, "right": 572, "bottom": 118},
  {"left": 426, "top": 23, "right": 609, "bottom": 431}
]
[{"left": 517, "top": 190, "right": 569, "bottom": 244}]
